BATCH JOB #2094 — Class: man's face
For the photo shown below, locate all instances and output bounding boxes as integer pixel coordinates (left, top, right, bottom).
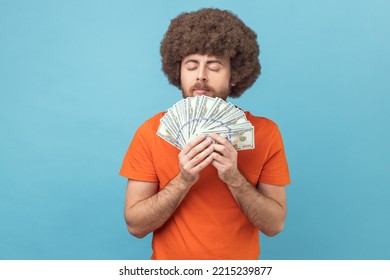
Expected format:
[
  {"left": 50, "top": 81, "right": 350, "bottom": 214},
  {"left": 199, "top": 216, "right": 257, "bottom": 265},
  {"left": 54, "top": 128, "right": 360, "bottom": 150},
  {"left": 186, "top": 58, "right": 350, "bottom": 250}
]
[{"left": 180, "top": 54, "right": 232, "bottom": 100}]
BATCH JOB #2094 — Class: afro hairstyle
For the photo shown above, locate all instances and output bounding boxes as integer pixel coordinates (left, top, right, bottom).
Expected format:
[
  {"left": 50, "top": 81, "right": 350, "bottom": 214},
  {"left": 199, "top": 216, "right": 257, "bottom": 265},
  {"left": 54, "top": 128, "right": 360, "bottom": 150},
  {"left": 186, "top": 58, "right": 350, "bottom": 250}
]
[{"left": 160, "top": 8, "right": 261, "bottom": 98}]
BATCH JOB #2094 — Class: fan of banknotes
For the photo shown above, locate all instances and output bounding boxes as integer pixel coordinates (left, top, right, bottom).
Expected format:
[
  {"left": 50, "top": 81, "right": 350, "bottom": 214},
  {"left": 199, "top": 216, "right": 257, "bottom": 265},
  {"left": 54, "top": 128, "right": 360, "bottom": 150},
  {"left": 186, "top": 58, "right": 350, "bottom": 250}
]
[{"left": 157, "top": 96, "right": 255, "bottom": 150}]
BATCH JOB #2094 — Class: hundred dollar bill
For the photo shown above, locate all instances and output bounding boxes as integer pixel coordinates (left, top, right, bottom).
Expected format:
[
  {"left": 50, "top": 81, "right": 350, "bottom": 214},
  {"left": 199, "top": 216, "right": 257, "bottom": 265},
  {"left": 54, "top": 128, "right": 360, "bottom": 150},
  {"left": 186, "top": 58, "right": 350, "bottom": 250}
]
[
  {"left": 199, "top": 98, "right": 228, "bottom": 129},
  {"left": 206, "top": 111, "right": 248, "bottom": 130},
  {"left": 197, "top": 126, "right": 255, "bottom": 150},
  {"left": 157, "top": 120, "right": 183, "bottom": 149}
]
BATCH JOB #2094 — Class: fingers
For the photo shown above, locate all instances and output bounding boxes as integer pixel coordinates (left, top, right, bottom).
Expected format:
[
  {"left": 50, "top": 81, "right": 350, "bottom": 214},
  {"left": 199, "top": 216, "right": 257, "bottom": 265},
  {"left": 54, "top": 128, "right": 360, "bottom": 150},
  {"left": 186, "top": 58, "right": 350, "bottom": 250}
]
[
  {"left": 178, "top": 135, "right": 215, "bottom": 183},
  {"left": 181, "top": 134, "right": 207, "bottom": 155},
  {"left": 212, "top": 143, "right": 230, "bottom": 159},
  {"left": 178, "top": 133, "right": 239, "bottom": 185},
  {"left": 209, "top": 133, "right": 235, "bottom": 153},
  {"left": 185, "top": 143, "right": 214, "bottom": 169},
  {"left": 208, "top": 134, "right": 240, "bottom": 185},
  {"left": 195, "top": 152, "right": 215, "bottom": 171},
  {"left": 180, "top": 134, "right": 213, "bottom": 162},
  {"left": 209, "top": 134, "right": 237, "bottom": 162}
]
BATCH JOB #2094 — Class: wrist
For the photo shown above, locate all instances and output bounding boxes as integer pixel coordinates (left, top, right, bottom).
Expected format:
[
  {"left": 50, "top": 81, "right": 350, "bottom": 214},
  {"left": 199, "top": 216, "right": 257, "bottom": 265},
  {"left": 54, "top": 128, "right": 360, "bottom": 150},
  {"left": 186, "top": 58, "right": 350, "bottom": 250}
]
[
  {"left": 177, "top": 172, "right": 198, "bottom": 188},
  {"left": 226, "top": 171, "right": 246, "bottom": 188}
]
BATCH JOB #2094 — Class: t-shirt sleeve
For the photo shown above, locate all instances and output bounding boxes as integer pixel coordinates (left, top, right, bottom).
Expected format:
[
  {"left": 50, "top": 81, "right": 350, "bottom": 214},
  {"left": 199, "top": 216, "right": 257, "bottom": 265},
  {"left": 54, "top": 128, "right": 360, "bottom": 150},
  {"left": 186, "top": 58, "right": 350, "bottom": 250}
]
[
  {"left": 119, "top": 121, "right": 159, "bottom": 182},
  {"left": 258, "top": 125, "right": 291, "bottom": 186}
]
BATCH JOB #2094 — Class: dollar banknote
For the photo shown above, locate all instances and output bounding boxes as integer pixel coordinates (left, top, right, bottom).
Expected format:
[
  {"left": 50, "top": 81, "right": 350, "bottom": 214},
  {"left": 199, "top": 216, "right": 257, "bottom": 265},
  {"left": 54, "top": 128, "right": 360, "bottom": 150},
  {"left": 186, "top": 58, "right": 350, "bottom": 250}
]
[{"left": 157, "top": 96, "right": 255, "bottom": 150}]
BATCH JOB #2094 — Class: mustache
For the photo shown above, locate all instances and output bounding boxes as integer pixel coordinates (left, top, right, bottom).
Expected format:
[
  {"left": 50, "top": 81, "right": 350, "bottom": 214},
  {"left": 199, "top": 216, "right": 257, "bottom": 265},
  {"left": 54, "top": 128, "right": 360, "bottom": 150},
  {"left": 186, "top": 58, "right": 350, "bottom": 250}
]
[{"left": 190, "top": 81, "right": 214, "bottom": 92}]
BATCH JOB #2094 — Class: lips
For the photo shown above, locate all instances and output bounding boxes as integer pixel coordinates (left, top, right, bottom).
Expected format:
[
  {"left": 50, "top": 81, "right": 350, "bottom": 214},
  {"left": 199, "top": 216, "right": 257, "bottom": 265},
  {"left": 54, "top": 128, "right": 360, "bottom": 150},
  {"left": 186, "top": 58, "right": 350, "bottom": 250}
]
[
  {"left": 193, "top": 89, "right": 212, "bottom": 97},
  {"left": 194, "top": 88, "right": 209, "bottom": 93}
]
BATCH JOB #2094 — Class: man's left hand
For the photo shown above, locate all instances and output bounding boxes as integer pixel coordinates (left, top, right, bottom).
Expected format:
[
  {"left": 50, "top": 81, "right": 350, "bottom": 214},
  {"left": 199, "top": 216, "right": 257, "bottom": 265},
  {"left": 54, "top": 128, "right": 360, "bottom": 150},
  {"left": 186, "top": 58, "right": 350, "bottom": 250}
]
[{"left": 209, "top": 133, "right": 245, "bottom": 187}]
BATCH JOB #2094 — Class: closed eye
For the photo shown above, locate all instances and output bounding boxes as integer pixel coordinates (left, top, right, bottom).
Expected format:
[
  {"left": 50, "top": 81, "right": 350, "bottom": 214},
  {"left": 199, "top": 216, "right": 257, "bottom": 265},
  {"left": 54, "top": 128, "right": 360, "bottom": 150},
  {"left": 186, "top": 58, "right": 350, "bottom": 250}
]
[
  {"left": 207, "top": 60, "right": 224, "bottom": 71},
  {"left": 184, "top": 60, "right": 198, "bottom": 71},
  {"left": 208, "top": 63, "right": 222, "bottom": 71}
]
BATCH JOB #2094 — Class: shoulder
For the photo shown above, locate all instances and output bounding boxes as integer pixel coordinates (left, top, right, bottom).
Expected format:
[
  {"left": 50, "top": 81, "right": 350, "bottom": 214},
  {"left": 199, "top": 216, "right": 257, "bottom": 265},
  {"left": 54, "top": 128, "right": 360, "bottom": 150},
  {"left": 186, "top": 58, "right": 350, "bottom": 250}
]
[
  {"left": 137, "top": 112, "right": 166, "bottom": 132},
  {"left": 244, "top": 111, "right": 286, "bottom": 146},
  {"left": 245, "top": 111, "right": 279, "bottom": 132},
  {"left": 144, "top": 112, "right": 166, "bottom": 125}
]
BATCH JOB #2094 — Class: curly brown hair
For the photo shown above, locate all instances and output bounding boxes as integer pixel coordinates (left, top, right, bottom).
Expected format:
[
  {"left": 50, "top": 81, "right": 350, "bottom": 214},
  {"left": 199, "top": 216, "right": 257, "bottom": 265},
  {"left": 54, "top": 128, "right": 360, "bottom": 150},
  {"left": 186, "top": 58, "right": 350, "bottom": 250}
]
[{"left": 160, "top": 8, "right": 261, "bottom": 98}]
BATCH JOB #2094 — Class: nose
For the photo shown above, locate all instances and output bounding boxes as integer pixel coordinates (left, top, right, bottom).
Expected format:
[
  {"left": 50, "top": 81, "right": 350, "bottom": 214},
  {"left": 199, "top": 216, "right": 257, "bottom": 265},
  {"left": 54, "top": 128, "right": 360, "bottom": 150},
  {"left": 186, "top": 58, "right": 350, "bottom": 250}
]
[{"left": 196, "top": 67, "right": 208, "bottom": 82}]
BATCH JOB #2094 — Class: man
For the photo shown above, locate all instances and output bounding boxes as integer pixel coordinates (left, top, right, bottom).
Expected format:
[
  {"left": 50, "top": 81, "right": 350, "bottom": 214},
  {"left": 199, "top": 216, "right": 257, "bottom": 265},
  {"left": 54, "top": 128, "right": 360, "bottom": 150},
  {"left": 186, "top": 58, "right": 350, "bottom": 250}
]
[{"left": 119, "top": 8, "right": 290, "bottom": 259}]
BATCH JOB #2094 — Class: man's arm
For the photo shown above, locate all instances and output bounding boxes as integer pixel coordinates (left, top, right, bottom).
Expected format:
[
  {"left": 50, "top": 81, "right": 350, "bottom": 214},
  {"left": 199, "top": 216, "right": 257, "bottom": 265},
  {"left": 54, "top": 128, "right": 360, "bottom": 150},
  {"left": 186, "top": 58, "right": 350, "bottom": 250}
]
[
  {"left": 124, "top": 177, "right": 191, "bottom": 238},
  {"left": 226, "top": 178, "right": 286, "bottom": 236},
  {"left": 209, "top": 134, "right": 287, "bottom": 236},
  {"left": 124, "top": 134, "right": 215, "bottom": 238}
]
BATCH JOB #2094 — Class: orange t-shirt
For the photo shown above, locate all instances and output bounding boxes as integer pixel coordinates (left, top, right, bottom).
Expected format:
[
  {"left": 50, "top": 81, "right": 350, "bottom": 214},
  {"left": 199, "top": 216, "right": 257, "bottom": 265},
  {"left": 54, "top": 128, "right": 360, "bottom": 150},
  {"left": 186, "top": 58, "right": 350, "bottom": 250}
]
[{"left": 119, "top": 111, "right": 290, "bottom": 259}]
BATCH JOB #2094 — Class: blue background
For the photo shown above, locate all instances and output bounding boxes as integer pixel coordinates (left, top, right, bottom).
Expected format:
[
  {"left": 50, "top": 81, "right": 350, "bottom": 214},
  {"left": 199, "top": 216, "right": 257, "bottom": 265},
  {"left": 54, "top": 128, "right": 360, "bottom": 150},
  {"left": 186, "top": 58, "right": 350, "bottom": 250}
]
[{"left": 1, "top": 0, "right": 389, "bottom": 260}]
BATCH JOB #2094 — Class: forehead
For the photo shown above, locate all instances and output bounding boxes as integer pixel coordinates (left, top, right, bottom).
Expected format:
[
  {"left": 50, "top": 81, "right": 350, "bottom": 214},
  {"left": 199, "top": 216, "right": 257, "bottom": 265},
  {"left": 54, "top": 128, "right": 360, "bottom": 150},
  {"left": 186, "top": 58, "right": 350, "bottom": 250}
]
[{"left": 182, "top": 53, "right": 230, "bottom": 63}]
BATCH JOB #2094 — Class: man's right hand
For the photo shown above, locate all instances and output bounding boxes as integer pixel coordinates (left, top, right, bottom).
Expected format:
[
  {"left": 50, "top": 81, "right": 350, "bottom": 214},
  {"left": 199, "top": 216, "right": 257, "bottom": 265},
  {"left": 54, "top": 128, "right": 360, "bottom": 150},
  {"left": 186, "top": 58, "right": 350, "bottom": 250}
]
[{"left": 178, "top": 134, "right": 215, "bottom": 185}]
